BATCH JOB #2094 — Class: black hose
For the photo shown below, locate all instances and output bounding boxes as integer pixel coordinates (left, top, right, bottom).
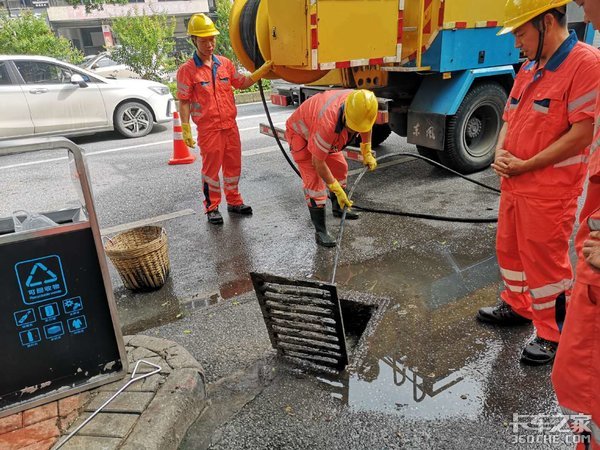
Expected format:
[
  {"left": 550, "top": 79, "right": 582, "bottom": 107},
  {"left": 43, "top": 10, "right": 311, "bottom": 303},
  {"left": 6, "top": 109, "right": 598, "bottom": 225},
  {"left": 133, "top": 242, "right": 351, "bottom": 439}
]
[
  {"left": 258, "top": 83, "right": 301, "bottom": 177},
  {"left": 239, "top": 0, "right": 265, "bottom": 68},
  {"left": 257, "top": 84, "right": 499, "bottom": 223}
]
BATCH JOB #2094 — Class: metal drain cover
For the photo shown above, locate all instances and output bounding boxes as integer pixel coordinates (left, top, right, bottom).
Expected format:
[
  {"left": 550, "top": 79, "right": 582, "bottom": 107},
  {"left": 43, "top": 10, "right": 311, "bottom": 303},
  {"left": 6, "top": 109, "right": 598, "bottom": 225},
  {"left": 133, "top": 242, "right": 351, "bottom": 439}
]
[{"left": 250, "top": 272, "right": 349, "bottom": 372}]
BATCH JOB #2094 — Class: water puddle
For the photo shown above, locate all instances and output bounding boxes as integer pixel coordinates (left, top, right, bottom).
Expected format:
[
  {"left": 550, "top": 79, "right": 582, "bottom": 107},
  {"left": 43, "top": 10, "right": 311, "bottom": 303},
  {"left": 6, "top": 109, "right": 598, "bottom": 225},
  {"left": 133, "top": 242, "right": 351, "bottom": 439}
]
[{"left": 313, "top": 246, "right": 504, "bottom": 419}]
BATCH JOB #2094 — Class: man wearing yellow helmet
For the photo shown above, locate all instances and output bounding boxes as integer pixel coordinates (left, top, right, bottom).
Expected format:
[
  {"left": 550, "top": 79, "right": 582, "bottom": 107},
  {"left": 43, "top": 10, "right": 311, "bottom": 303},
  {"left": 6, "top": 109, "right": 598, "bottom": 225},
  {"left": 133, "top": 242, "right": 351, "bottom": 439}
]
[
  {"left": 552, "top": 1, "right": 600, "bottom": 448},
  {"left": 477, "top": 0, "right": 600, "bottom": 365},
  {"left": 284, "top": 89, "right": 378, "bottom": 247},
  {"left": 176, "top": 13, "right": 272, "bottom": 225}
]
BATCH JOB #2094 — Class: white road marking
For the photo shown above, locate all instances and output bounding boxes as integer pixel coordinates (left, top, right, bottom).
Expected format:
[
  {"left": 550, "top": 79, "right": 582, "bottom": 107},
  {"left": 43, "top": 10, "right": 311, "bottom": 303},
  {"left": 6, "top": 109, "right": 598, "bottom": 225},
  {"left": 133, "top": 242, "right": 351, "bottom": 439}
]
[
  {"left": 238, "top": 121, "right": 285, "bottom": 132},
  {"left": 101, "top": 208, "right": 196, "bottom": 235},
  {"left": 0, "top": 125, "right": 287, "bottom": 170},
  {"left": 237, "top": 112, "right": 288, "bottom": 121}
]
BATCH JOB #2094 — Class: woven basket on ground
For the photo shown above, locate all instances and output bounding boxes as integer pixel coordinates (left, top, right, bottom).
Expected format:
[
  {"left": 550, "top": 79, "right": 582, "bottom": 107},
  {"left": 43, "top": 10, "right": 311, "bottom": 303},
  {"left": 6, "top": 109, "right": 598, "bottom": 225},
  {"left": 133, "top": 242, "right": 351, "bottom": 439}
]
[{"left": 104, "top": 226, "right": 170, "bottom": 291}]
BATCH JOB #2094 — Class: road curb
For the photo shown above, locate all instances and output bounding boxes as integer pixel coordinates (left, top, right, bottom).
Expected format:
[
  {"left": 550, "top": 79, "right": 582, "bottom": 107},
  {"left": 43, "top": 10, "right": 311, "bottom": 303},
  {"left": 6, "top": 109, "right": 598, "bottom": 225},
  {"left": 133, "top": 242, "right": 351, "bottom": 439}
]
[
  {"left": 57, "top": 335, "right": 207, "bottom": 450},
  {"left": 234, "top": 90, "right": 271, "bottom": 105}
]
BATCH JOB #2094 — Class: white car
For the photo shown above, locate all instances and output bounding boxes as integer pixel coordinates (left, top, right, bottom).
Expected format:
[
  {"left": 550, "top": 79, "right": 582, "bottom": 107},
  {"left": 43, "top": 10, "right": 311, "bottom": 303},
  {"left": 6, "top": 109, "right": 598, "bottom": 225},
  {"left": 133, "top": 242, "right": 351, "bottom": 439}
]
[
  {"left": 0, "top": 55, "right": 175, "bottom": 139},
  {"left": 79, "top": 52, "right": 141, "bottom": 79}
]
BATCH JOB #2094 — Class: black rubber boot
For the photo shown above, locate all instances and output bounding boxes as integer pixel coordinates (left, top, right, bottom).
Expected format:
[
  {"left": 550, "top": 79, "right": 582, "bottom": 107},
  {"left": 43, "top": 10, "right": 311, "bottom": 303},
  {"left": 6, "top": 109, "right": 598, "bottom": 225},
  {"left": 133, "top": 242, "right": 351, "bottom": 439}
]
[
  {"left": 330, "top": 192, "right": 359, "bottom": 219},
  {"left": 227, "top": 204, "right": 253, "bottom": 215},
  {"left": 206, "top": 209, "right": 223, "bottom": 225},
  {"left": 477, "top": 301, "right": 532, "bottom": 326},
  {"left": 308, "top": 207, "right": 336, "bottom": 248},
  {"left": 521, "top": 335, "right": 558, "bottom": 365}
]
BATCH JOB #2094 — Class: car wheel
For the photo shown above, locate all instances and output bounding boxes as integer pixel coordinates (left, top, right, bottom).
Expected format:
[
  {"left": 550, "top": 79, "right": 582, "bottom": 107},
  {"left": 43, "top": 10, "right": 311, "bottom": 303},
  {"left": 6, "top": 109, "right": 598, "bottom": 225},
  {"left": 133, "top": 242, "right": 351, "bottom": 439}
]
[
  {"left": 114, "top": 102, "right": 154, "bottom": 138},
  {"left": 439, "top": 82, "right": 507, "bottom": 174}
]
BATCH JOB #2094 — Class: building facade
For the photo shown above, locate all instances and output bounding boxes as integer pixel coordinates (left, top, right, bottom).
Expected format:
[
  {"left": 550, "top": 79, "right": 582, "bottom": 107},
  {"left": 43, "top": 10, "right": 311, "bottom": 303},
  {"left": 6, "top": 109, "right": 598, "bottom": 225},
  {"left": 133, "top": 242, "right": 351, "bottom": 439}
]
[{"left": 0, "top": 0, "right": 214, "bottom": 56}]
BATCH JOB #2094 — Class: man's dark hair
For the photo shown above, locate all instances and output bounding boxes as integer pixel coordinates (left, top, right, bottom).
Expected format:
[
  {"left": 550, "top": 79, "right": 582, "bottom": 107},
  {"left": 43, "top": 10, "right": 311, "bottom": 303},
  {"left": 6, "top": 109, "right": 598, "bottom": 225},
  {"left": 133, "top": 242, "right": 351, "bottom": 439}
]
[{"left": 533, "top": 7, "right": 568, "bottom": 28}]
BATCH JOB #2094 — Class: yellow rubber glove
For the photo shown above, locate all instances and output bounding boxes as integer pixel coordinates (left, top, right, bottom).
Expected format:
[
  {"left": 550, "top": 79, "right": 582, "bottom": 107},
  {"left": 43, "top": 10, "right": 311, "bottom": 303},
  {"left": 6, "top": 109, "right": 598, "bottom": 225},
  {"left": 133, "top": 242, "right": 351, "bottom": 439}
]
[
  {"left": 360, "top": 142, "right": 377, "bottom": 171},
  {"left": 327, "top": 180, "right": 353, "bottom": 210},
  {"left": 250, "top": 60, "right": 273, "bottom": 82},
  {"left": 182, "top": 123, "right": 196, "bottom": 148}
]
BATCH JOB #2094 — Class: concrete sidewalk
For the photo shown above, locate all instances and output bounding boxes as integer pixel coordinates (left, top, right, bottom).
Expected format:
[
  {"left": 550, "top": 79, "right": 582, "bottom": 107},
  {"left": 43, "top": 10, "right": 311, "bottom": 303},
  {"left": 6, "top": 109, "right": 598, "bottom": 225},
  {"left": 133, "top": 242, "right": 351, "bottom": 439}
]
[{"left": 55, "top": 335, "right": 206, "bottom": 450}]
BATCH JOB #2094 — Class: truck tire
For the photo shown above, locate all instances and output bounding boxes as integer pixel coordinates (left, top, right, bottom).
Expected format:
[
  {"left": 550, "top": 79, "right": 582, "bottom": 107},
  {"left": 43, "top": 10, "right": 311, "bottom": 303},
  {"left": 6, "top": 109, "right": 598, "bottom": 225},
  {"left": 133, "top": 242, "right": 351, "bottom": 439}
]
[
  {"left": 371, "top": 124, "right": 392, "bottom": 147},
  {"left": 350, "top": 123, "right": 392, "bottom": 148},
  {"left": 440, "top": 83, "right": 506, "bottom": 174},
  {"left": 416, "top": 145, "right": 440, "bottom": 162}
]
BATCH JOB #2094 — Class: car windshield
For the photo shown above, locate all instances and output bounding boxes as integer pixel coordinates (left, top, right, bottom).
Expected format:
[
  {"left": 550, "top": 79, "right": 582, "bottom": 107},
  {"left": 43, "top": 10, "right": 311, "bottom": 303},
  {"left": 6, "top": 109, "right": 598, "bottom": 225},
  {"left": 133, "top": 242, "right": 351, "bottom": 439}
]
[{"left": 79, "top": 55, "right": 96, "bottom": 68}]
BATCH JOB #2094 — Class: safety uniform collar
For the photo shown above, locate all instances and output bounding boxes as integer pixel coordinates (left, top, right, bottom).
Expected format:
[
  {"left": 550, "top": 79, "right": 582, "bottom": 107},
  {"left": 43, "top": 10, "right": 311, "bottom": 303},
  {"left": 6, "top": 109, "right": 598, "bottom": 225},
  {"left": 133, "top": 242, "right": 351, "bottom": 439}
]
[
  {"left": 335, "top": 104, "right": 346, "bottom": 134},
  {"left": 193, "top": 53, "right": 221, "bottom": 68},
  {"left": 525, "top": 31, "right": 577, "bottom": 73}
]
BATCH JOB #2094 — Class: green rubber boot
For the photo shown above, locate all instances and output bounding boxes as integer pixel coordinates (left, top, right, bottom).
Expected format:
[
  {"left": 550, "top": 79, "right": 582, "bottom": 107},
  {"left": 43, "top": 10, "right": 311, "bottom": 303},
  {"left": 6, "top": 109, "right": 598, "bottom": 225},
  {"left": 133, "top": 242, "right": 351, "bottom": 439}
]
[{"left": 308, "top": 206, "right": 336, "bottom": 248}]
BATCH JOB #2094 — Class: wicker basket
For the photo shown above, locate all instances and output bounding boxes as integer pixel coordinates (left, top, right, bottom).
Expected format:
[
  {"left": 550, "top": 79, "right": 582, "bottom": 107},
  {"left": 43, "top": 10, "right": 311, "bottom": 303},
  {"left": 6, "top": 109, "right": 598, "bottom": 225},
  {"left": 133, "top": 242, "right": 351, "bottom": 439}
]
[{"left": 104, "top": 226, "right": 170, "bottom": 291}]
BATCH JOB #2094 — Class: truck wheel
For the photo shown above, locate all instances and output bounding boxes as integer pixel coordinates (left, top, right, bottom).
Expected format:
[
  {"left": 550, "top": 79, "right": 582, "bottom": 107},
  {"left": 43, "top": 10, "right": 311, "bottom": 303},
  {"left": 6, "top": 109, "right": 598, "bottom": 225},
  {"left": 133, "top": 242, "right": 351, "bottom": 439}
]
[
  {"left": 371, "top": 124, "right": 392, "bottom": 147},
  {"left": 114, "top": 101, "right": 154, "bottom": 138},
  {"left": 416, "top": 145, "right": 440, "bottom": 162},
  {"left": 440, "top": 83, "right": 506, "bottom": 174}
]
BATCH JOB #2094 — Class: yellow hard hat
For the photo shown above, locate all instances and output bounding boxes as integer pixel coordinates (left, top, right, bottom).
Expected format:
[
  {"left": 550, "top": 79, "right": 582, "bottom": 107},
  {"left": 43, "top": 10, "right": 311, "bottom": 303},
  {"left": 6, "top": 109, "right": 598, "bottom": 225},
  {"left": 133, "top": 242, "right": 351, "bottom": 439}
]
[
  {"left": 498, "top": 0, "right": 570, "bottom": 35},
  {"left": 345, "top": 90, "right": 378, "bottom": 133},
  {"left": 188, "top": 13, "right": 220, "bottom": 37}
]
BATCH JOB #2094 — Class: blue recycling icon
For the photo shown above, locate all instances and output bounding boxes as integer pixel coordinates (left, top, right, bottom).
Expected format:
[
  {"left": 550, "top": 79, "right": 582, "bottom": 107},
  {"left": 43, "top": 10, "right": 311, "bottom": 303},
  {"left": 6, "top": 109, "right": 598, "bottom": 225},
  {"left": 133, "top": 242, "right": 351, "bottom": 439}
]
[
  {"left": 19, "top": 328, "right": 41, "bottom": 347},
  {"left": 67, "top": 315, "right": 87, "bottom": 334},
  {"left": 43, "top": 322, "right": 65, "bottom": 340},
  {"left": 25, "top": 262, "right": 57, "bottom": 287},
  {"left": 14, "top": 308, "right": 36, "bottom": 327},
  {"left": 15, "top": 255, "right": 67, "bottom": 305}
]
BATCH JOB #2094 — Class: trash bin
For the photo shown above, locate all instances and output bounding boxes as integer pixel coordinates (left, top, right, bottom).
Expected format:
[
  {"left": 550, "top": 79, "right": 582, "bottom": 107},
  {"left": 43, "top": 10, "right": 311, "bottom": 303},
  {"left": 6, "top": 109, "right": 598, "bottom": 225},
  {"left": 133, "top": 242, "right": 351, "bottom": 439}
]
[{"left": 104, "top": 226, "right": 170, "bottom": 291}]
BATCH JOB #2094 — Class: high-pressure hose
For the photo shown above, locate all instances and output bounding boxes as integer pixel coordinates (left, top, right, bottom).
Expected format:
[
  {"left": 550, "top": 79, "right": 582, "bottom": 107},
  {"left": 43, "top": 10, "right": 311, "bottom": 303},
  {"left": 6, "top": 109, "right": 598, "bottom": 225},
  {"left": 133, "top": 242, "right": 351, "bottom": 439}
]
[{"left": 257, "top": 83, "right": 499, "bottom": 224}]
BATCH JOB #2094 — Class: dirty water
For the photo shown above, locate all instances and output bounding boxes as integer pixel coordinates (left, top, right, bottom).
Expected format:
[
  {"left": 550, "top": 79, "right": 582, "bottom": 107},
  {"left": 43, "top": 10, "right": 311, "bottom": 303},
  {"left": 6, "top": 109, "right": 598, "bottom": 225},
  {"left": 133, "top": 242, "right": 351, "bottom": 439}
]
[{"left": 310, "top": 245, "right": 511, "bottom": 420}]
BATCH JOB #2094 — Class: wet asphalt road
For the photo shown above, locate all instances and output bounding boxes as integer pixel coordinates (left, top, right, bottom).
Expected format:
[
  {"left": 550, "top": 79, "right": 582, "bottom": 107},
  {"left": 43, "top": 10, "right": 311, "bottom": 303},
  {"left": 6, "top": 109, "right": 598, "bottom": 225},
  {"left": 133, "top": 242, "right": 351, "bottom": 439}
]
[{"left": 0, "top": 102, "right": 581, "bottom": 449}]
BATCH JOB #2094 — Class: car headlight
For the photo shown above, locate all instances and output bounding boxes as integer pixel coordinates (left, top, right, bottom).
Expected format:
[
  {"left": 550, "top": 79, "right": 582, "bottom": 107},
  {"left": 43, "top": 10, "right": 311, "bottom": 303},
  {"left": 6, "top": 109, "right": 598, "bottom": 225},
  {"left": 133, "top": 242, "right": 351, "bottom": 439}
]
[{"left": 149, "top": 86, "right": 170, "bottom": 95}]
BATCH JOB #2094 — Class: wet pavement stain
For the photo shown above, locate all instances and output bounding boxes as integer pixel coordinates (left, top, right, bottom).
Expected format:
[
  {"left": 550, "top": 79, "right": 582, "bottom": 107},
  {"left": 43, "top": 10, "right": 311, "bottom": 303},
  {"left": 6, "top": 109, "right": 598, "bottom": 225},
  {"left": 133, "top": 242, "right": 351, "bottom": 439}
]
[{"left": 310, "top": 246, "right": 513, "bottom": 420}]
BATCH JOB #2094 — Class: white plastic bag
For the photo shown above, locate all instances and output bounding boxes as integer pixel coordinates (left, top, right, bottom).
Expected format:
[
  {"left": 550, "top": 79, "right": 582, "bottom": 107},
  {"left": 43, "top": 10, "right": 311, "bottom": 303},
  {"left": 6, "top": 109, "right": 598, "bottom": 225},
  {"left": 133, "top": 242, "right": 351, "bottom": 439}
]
[{"left": 12, "top": 210, "right": 58, "bottom": 233}]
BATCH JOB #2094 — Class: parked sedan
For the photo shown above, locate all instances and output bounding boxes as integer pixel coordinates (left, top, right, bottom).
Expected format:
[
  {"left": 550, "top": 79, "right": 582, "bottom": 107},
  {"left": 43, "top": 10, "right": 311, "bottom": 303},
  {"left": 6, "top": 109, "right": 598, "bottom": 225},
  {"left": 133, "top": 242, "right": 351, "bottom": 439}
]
[
  {"left": 79, "top": 52, "right": 141, "bottom": 79},
  {"left": 0, "top": 55, "right": 174, "bottom": 139}
]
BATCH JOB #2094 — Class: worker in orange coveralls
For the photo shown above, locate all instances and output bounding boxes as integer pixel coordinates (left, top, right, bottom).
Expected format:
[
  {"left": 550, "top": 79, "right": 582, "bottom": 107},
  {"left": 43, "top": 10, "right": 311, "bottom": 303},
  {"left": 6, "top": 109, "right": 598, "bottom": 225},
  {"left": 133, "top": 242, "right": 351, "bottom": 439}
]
[
  {"left": 285, "top": 89, "right": 378, "bottom": 248},
  {"left": 552, "top": 2, "right": 600, "bottom": 447},
  {"left": 476, "top": 0, "right": 600, "bottom": 365},
  {"left": 177, "top": 13, "right": 272, "bottom": 224}
]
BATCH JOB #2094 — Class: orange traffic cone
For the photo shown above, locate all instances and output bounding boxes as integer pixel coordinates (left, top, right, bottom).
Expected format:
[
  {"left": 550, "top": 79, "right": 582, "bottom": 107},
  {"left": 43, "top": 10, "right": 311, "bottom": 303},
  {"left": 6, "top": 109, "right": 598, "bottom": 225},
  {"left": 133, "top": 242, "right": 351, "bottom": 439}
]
[{"left": 169, "top": 111, "right": 196, "bottom": 165}]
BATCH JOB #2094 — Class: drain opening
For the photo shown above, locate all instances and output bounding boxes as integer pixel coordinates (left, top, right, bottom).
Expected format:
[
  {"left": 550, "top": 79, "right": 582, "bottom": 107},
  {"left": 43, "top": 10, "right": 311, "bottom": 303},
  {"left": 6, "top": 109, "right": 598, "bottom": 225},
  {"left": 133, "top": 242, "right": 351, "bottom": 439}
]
[{"left": 251, "top": 272, "right": 378, "bottom": 374}]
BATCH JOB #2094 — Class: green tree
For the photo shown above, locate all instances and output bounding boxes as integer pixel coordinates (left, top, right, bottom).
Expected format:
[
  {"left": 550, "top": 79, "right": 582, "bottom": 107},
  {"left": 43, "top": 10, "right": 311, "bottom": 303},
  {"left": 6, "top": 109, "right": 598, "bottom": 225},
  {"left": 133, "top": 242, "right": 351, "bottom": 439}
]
[
  {"left": 64, "top": 0, "right": 127, "bottom": 13},
  {"left": 214, "top": 0, "right": 238, "bottom": 66},
  {"left": 110, "top": 9, "right": 176, "bottom": 82},
  {"left": 0, "top": 12, "right": 83, "bottom": 63}
]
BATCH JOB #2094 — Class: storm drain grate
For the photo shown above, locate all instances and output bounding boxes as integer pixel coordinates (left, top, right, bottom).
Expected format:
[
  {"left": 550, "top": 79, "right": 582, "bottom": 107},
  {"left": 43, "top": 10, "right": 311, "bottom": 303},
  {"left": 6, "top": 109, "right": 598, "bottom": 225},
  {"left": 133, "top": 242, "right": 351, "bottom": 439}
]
[{"left": 251, "top": 272, "right": 349, "bottom": 372}]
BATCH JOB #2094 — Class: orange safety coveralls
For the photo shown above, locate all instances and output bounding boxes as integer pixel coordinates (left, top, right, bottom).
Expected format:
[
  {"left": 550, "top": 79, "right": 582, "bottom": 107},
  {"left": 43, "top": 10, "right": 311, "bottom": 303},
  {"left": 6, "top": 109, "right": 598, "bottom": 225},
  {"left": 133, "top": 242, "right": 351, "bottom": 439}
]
[
  {"left": 285, "top": 90, "right": 355, "bottom": 207},
  {"left": 552, "top": 90, "right": 600, "bottom": 450},
  {"left": 177, "top": 54, "right": 247, "bottom": 212},
  {"left": 497, "top": 32, "right": 600, "bottom": 343}
]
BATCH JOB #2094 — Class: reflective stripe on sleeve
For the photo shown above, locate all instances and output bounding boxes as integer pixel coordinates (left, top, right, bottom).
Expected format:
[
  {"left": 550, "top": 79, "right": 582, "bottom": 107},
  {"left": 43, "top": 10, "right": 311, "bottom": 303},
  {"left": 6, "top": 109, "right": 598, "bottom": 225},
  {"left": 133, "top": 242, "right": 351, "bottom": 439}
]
[
  {"left": 314, "top": 132, "right": 332, "bottom": 154},
  {"left": 317, "top": 91, "right": 346, "bottom": 120},
  {"left": 554, "top": 154, "right": 588, "bottom": 168},
  {"left": 568, "top": 90, "right": 596, "bottom": 113}
]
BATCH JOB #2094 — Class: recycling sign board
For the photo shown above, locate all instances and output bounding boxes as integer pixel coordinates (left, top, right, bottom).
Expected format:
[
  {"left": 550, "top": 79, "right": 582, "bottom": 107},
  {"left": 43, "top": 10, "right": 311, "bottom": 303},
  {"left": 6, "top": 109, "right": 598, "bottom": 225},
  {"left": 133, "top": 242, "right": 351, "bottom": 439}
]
[
  {"left": 15, "top": 255, "right": 67, "bottom": 304},
  {"left": 0, "top": 227, "right": 126, "bottom": 416}
]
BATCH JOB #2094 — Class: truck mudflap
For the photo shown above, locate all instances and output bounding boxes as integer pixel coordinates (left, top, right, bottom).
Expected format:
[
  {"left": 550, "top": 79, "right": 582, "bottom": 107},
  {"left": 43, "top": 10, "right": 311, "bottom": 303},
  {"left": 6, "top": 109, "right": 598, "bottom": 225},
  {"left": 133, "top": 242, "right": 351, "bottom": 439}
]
[{"left": 407, "top": 112, "right": 446, "bottom": 151}]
